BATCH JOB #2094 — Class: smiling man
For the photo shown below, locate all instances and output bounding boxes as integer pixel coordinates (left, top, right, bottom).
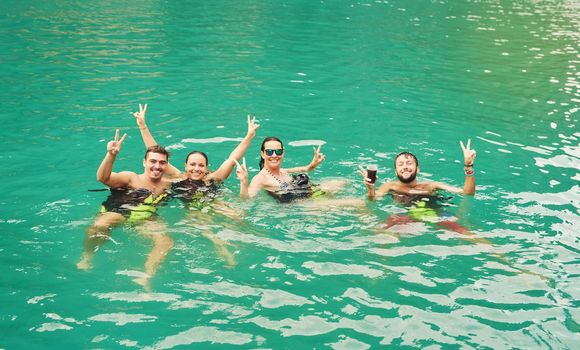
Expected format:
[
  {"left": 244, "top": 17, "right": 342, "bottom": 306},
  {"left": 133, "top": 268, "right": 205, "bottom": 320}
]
[
  {"left": 78, "top": 129, "right": 173, "bottom": 290},
  {"left": 361, "top": 140, "right": 476, "bottom": 200},
  {"left": 359, "top": 140, "right": 476, "bottom": 233}
]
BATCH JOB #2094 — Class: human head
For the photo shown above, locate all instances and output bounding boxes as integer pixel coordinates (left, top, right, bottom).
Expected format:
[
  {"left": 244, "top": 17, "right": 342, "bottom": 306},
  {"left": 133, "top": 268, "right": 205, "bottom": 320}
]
[
  {"left": 394, "top": 151, "right": 419, "bottom": 184},
  {"left": 185, "top": 151, "right": 209, "bottom": 180},
  {"left": 143, "top": 145, "right": 170, "bottom": 181},
  {"left": 259, "top": 136, "right": 284, "bottom": 169}
]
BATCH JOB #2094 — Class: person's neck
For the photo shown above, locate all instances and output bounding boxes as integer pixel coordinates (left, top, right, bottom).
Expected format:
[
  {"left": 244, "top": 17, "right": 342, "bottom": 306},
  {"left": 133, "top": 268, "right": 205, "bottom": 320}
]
[
  {"left": 143, "top": 174, "right": 164, "bottom": 188},
  {"left": 265, "top": 166, "right": 281, "bottom": 175},
  {"left": 398, "top": 179, "right": 418, "bottom": 188}
]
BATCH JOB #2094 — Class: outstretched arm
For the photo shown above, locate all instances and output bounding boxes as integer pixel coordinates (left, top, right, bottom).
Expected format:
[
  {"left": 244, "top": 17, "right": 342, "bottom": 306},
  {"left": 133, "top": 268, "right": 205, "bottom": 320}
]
[
  {"left": 209, "top": 115, "right": 260, "bottom": 182},
  {"left": 96, "top": 129, "right": 135, "bottom": 188},
  {"left": 286, "top": 144, "right": 326, "bottom": 173},
  {"left": 133, "top": 103, "right": 181, "bottom": 177}
]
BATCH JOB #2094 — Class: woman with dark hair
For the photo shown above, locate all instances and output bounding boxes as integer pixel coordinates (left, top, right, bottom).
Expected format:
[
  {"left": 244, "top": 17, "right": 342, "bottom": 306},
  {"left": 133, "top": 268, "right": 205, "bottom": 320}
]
[
  {"left": 235, "top": 136, "right": 342, "bottom": 202},
  {"left": 133, "top": 104, "right": 259, "bottom": 204},
  {"left": 132, "top": 104, "right": 259, "bottom": 267}
]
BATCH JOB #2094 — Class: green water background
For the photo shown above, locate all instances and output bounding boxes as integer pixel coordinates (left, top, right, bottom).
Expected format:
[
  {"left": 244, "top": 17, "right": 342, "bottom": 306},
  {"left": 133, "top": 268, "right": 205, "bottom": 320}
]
[{"left": 1, "top": 0, "right": 578, "bottom": 349}]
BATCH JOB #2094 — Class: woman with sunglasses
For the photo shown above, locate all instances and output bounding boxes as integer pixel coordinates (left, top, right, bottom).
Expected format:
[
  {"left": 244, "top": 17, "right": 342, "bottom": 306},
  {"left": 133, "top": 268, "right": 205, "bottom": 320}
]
[{"left": 235, "top": 136, "right": 332, "bottom": 202}]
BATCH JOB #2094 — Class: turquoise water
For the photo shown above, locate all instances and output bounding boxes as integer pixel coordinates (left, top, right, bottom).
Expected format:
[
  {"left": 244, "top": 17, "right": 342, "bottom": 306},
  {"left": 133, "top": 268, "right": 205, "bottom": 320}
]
[{"left": 1, "top": 0, "right": 579, "bottom": 348}]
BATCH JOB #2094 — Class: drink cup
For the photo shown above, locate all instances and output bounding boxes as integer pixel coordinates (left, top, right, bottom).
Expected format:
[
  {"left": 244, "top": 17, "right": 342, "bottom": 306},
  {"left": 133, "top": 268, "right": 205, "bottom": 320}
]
[{"left": 367, "top": 164, "right": 378, "bottom": 183}]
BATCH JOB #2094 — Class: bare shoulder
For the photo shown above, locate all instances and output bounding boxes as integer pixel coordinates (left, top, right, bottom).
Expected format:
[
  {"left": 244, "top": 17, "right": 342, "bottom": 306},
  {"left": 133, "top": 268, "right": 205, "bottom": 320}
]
[
  {"left": 108, "top": 171, "right": 139, "bottom": 189},
  {"left": 249, "top": 170, "right": 267, "bottom": 186},
  {"left": 377, "top": 181, "right": 396, "bottom": 195}
]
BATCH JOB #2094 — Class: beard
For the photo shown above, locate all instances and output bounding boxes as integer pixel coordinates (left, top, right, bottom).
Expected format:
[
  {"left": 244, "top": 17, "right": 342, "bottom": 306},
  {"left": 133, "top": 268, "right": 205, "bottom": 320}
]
[{"left": 397, "top": 171, "right": 417, "bottom": 184}]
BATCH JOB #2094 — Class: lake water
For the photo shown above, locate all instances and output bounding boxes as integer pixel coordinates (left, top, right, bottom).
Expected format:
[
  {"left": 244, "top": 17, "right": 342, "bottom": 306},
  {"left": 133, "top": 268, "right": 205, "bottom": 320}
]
[{"left": 1, "top": 0, "right": 578, "bottom": 348}]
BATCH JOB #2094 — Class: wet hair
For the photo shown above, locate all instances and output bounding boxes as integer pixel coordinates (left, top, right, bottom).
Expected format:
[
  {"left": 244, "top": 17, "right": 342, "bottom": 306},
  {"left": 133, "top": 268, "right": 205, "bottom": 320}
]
[
  {"left": 185, "top": 151, "right": 209, "bottom": 166},
  {"left": 144, "top": 145, "right": 170, "bottom": 160},
  {"left": 394, "top": 151, "right": 418, "bottom": 168},
  {"left": 259, "top": 136, "right": 284, "bottom": 169}
]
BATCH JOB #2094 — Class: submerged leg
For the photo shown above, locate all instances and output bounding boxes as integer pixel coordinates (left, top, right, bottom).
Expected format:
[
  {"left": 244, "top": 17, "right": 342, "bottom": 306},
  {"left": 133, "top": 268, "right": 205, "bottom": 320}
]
[
  {"left": 384, "top": 214, "right": 417, "bottom": 230},
  {"left": 77, "top": 212, "right": 125, "bottom": 270},
  {"left": 318, "top": 179, "right": 347, "bottom": 194},
  {"left": 200, "top": 230, "right": 237, "bottom": 268},
  {"left": 134, "top": 220, "right": 173, "bottom": 291},
  {"left": 437, "top": 220, "right": 493, "bottom": 245},
  {"left": 188, "top": 210, "right": 237, "bottom": 267}
]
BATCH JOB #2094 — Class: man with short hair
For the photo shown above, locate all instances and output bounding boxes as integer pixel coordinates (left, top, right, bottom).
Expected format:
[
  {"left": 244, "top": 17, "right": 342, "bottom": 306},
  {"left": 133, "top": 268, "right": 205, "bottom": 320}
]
[
  {"left": 78, "top": 130, "right": 173, "bottom": 290},
  {"left": 360, "top": 140, "right": 476, "bottom": 232},
  {"left": 361, "top": 140, "right": 476, "bottom": 199}
]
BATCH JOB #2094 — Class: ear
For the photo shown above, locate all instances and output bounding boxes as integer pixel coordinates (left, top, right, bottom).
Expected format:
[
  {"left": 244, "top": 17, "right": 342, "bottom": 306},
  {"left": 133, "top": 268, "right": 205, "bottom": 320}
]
[
  {"left": 143, "top": 159, "right": 147, "bottom": 168},
  {"left": 416, "top": 166, "right": 420, "bottom": 174}
]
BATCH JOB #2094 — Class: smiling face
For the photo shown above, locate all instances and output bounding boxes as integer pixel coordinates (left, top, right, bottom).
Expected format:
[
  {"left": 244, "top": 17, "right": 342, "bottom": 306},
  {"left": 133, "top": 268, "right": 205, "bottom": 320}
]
[
  {"left": 143, "top": 152, "right": 168, "bottom": 181},
  {"left": 261, "top": 140, "right": 284, "bottom": 169},
  {"left": 394, "top": 153, "right": 419, "bottom": 184},
  {"left": 185, "top": 153, "right": 208, "bottom": 180}
]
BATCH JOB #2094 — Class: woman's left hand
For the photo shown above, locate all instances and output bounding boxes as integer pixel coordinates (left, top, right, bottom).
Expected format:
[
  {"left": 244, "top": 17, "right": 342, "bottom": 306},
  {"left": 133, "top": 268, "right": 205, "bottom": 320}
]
[
  {"left": 133, "top": 103, "right": 148, "bottom": 127},
  {"left": 246, "top": 115, "right": 260, "bottom": 138},
  {"left": 309, "top": 144, "right": 326, "bottom": 170}
]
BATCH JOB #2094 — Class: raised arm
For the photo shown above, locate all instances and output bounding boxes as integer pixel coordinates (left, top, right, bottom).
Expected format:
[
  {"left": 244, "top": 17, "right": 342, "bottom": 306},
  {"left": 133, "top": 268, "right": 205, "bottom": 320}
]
[
  {"left": 96, "top": 129, "right": 135, "bottom": 188},
  {"left": 285, "top": 144, "right": 325, "bottom": 173},
  {"left": 235, "top": 158, "right": 264, "bottom": 199},
  {"left": 432, "top": 139, "right": 476, "bottom": 195},
  {"left": 209, "top": 115, "right": 260, "bottom": 182},
  {"left": 133, "top": 103, "right": 181, "bottom": 177},
  {"left": 460, "top": 139, "right": 476, "bottom": 195},
  {"left": 133, "top": 104, "right": 158, "bottom": 148}
]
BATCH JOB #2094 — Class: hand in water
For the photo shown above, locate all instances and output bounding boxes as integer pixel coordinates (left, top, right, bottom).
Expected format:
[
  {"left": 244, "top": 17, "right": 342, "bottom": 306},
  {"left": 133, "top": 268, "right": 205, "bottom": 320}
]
[
  {"left": 460, "top": 139, "right": 476, "bottom": 166},
  {"left": 133, "top": 103, "right": 148, "bottom": 126},
  {"left": 246, "top": 115, "right": 260, "bottom": 138},
  {"left": 107, "top": 129, "right": 127, "bottom": 156}
]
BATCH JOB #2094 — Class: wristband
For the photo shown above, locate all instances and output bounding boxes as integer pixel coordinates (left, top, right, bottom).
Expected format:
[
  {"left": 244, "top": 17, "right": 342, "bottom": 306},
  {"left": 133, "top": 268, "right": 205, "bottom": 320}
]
[{"left": 464, "top": 166, "right": 474, "bottom": 176}]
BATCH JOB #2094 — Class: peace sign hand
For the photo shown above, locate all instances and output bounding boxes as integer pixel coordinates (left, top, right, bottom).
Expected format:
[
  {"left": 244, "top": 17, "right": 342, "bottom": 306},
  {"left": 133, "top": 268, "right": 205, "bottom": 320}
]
[
  {"left": 133, "top": 103, "right": 148, "bottom": 127},
  {"left": 246, "top": 115, "right": 260, "bottom": 138},
  {"left": 460, "top": 139, "right": 476, "bottom": 166},
  {"left": 309, "top": 144, "right": 326, "bottom": 170},
  {"left": 107, "top": 129, "right": 127, "bottom": 156},
  {"left": 234, "top": 157, "right": 248, "bottom": 183}
]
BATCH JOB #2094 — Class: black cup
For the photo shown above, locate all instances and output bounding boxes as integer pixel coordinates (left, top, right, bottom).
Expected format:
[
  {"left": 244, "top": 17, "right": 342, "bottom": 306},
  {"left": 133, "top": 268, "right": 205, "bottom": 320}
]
[{"left": 367, "top": 165, "right": 377, "bottom": 183}]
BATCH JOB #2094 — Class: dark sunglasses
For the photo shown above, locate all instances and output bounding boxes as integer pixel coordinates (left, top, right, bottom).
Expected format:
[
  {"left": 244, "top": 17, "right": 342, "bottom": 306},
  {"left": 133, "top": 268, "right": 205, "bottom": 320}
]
[{"left": 264, "top": 148, "right": 284, "bottom": 156}]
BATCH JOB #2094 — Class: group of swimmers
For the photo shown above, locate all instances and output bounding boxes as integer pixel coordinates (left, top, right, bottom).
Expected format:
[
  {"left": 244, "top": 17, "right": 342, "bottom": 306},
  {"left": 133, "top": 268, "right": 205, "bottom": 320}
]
[{"left": 78, "top": 104, "right": 477, "bottom": 289}]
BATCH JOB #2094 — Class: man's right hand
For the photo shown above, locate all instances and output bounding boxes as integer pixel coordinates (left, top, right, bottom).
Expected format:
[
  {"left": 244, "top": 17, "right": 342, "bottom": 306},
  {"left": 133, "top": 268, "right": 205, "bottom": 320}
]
[
  {"left": 107, "top": 129, "right": 127, "bottom": 156},
  {"left": 358, "top": 165, "right": 376, "bottom": 190}
]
